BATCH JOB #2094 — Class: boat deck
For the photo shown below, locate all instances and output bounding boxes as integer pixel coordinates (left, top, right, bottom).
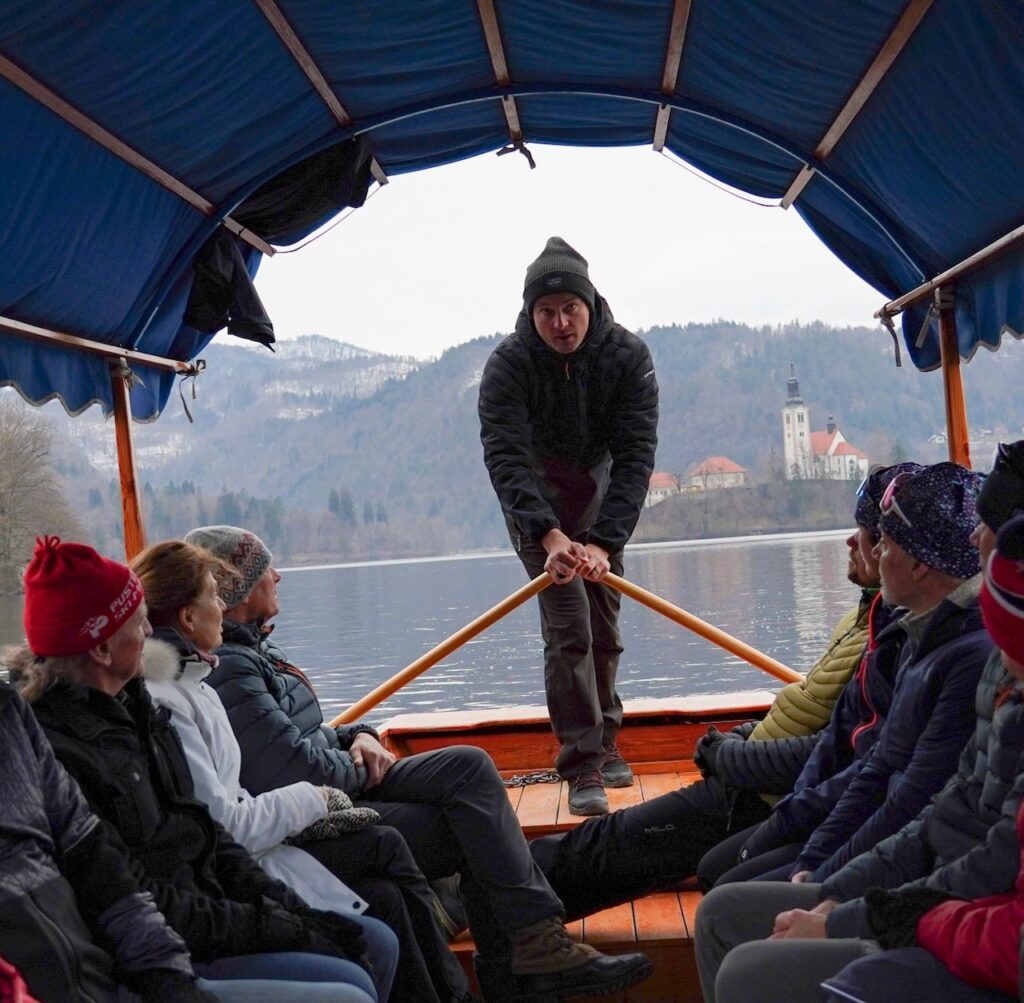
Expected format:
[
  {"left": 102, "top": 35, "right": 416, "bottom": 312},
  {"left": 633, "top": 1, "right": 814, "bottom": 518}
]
[
  {"left": 451, "top": 764, "right": 706, "bottom": 1002},
  {"left": 382, "top": 693, "right": 775, "bottom": 1003}
]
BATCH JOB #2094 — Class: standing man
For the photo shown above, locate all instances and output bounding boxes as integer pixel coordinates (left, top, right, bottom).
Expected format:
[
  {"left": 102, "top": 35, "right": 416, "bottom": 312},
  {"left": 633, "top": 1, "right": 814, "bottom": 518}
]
[{"left": 478, "top": 236, "right": 658, "bottom": 815}]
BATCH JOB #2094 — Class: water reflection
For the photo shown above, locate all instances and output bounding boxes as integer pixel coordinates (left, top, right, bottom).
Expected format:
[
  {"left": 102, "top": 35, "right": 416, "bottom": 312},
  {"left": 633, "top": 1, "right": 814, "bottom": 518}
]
[{"left": 0, "top": 532, "right": 853, "bottom": 728}]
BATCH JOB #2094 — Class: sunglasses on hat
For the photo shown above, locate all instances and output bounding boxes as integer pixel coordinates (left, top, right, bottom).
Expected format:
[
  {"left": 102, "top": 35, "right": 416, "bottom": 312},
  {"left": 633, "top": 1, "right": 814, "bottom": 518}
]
[{"left": 880, "top": 470, "right": 917, "bottom": 528}]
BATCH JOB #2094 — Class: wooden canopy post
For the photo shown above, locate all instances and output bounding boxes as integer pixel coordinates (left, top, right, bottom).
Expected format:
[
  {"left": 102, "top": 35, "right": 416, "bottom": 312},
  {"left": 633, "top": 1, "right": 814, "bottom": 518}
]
[
  {"left": 109, "top": 360, "right": 147, "bottom": 559},
  {"left": 936, "top": 288, "right": 972, "bottom": 468}
]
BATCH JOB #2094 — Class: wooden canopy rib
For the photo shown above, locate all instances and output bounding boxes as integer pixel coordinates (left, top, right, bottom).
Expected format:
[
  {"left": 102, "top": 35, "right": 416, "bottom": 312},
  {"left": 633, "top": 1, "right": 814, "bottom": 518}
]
[
  {"left": 877, "top": 218, "right": 1024, "bottom": 319},
  {"left": 476, "top": 0, "right": 524, "bottom": 142},
  {"left": 0, "top": 314, "right": 193, "bottom": 373},
  {"left": 780, "top": 0, "right": 933, "bottom": 208},
  {"left": 0, "top": 53, "right": 273, "bottom": 255},
  {"left": 653, "top": 0, "right": 692, "bottom": 151},
  {"left": 252, "top": 0, "right": 388, "bottom": 186}
]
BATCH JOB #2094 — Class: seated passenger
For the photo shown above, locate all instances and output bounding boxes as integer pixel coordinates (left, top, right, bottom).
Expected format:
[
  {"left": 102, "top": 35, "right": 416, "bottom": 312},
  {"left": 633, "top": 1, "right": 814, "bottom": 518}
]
[
  {"left": 184, "top": 524, "right": 653, "bottom": 1003},
  {"left": 0, "top": 680, "right": 214, "bottom": 1003},
  {"left": 694, "top": 444, "right": 1024, "bottom": 1003},
  {"left": 131, "top": 539, "right": 472, "bottom": 1003},
  {"left": 529, "top": 464, "right": 911, "bottom": 918},
  {"left": 7, "top": 537, "right": 392, "bottom": 1003},
  {"left": 704, "top": 461, "right": 989, "bottom": 887},
  {"left": 821, "top": 512, "right": 1024, "bottom": 1003}
]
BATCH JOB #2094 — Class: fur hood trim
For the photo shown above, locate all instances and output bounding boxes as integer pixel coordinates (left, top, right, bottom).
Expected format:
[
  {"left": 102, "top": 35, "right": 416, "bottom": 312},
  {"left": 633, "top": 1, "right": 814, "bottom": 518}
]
[{"left": 141, "top": 637, "right": 185, "bottom": 683}]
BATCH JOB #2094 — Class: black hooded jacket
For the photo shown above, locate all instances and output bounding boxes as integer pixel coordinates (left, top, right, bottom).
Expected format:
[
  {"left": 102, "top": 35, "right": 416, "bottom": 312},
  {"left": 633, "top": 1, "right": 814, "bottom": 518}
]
[{"left": 478, "top": 294, "right": 658, "bottom": 553}]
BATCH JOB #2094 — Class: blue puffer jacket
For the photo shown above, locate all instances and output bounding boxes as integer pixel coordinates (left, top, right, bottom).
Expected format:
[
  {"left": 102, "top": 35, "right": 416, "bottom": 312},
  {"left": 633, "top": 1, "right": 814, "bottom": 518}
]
[
  {"left": 798, "top": 578, "right": 991, "bottom": 881},
  {"left": 824, "top": 648, "right": 1024, "bottom": 939},
  {"left": 207, "top": 619, "right": 379, "bottom": 796},
  {"left": 738, "top": 596, "right": 904, "bottom": 861},
  {"left": 0, "top": 683, "right": 193, "bottom": 1003}
]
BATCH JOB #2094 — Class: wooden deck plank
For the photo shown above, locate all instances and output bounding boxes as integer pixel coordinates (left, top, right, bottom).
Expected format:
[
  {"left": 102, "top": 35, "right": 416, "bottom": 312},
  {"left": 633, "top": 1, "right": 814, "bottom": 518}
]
[
  {"left": 515, "top": 778, "right": 565, "bottom": 829},
  {"left": 581, "top": 900, "right": 637, "bottom": 945},
  {"left": 679, "top": 890, "right": 703, "bottom": 938},
  {"left": 632, "top": 891, "right": 687, "bottom": 942},
  {"left": 638, "top": 769, "right": 685, "bottom": 799}
]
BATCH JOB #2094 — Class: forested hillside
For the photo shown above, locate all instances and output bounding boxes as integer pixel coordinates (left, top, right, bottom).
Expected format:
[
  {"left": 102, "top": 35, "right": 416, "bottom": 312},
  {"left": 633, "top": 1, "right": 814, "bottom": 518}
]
[{"left": 10, "top": 321, "right": 1022, "bottom": 564}]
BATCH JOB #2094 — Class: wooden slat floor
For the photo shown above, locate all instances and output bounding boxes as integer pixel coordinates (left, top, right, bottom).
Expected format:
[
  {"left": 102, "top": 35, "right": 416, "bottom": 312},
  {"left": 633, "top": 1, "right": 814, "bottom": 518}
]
[{"left": 451, "top": 764, "right": 706, "bottom": 1002}]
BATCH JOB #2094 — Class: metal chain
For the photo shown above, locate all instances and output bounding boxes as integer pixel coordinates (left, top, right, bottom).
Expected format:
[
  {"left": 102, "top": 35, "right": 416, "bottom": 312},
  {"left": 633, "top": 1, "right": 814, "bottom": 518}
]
[{"left": 502, "top": 770, "right": 562, "bottom": 788}]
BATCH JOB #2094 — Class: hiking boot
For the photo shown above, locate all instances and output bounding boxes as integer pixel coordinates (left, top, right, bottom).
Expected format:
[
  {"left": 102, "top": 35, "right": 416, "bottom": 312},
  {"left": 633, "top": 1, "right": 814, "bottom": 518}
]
[
  {"left": 473, "top": 918, "right": 653, "bottom": 1001},
  {"left": 430, "top": 873, "right": 468, "bottom": 941},
  {"left": 600, "top": 743, "right": 634, "bottom": 788},
  {"left": 567, "top": 770, "right": 608, "bottom": 816}
]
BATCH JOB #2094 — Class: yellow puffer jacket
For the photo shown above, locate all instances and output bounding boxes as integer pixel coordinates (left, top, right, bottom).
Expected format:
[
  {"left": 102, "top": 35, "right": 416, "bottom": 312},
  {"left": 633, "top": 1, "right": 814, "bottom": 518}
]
[{"left": 750, "top": 594, "right": 873, "bottom": 742}]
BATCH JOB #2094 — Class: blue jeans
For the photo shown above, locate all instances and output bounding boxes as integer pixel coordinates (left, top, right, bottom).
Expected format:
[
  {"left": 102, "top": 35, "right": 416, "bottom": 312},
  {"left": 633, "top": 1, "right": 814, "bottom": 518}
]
[{"left": 194, "top": 945, "right": 389, "bottom": 1003}]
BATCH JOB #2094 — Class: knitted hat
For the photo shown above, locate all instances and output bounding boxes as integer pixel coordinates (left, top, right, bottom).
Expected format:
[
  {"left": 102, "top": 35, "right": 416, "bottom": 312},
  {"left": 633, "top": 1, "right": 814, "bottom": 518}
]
[
  {"left": 979, "top": 513, "right": 1024, "bottom": 664},
  {"left": 23, "top": 536, "right": 144, "bottom": 656},
  {"left": 879, "top": 461, "right": 985, "bottom": 579},
  {"left": 977, "top": 440, "right": 1024, "bottom": 532},
  {"left": 523, "top": 236, "right": 596, "bottom": 312},
  {"left": 183, "top": 526, "right": 272, "bottom": 606},
  {"left": 855, "top": 462, "right": 925, "bottom": 538}
]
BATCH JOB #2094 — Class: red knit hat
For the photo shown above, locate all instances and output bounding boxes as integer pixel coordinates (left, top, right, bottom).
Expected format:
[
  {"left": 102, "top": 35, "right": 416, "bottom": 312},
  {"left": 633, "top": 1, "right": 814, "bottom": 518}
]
[
  {"left": 23, "top": 536, "right": 144, "bottom": 656},
  {"left": 979, "top": 514, "right": 1024, "bottom": 666}
]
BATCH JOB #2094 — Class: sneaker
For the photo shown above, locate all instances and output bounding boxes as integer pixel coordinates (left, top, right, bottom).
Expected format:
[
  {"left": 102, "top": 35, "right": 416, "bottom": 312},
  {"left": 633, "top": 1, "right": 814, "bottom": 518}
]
[
  {"left": 472, "top": 918, "right": 654, "bottom": 1001},
  {"left": 600, "top": 743, "right": 634, "bottom": 788},
  {"left": 567, "top": 770, "right": 608, "bottom": 816}
]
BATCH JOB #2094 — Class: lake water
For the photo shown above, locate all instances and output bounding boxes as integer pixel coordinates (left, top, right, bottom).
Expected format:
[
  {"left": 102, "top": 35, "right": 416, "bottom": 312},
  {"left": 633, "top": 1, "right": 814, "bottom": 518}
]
[{"left": 0, "top": 530, "right": 855, "bottom": 727}]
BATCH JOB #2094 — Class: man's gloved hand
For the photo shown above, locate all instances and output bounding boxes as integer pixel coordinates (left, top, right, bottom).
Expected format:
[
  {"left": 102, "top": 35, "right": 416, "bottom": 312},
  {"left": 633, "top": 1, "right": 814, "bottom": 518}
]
[
  {"left": 254, "top": 897, "right": 350, "bottom": 960},
  {"left": 693, "top": 726, "right": 729, "bottom": 779},
  {"left": 130, "top": 969, "right": 218, "bottom": 1002},
  {"left": 864, "top": 886, "right": 962, "bottom": 950},
  {"left": 292, "top": 905, "right": 372, "bottom": 977}
]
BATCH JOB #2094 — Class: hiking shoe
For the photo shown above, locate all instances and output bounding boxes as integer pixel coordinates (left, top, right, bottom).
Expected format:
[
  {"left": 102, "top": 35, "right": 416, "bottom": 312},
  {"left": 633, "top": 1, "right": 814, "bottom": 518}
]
[
  {"left": 600, "top": 743, "right": 634, "bottom": 788},
  {"left": 429, "top": 873, "right": 468, "bottom": 941},
  {"left": 567, "top": 770, "right": 608, "bottom": 816},
  {"left": 473, "top": 918, "right": 654, "bottom": 1001}
]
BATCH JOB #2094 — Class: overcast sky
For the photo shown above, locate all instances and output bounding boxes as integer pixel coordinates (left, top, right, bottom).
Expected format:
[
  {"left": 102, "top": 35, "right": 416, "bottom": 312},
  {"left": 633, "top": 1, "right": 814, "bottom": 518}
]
[{"left": 253, "top": 145, "right": 884, "bottom": 360}]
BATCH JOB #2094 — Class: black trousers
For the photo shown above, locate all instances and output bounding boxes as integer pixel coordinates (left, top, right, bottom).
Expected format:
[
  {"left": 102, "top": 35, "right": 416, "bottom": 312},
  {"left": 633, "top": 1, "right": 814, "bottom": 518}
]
[
  {"left": 305, "top": 825, "right": 469, "bottom": 1003},
  {"left": 530, "top": 778, "right": 772, "bottom": 920},
  {"left": 696, "top": 821, "right": 803, "bottom": 890}
]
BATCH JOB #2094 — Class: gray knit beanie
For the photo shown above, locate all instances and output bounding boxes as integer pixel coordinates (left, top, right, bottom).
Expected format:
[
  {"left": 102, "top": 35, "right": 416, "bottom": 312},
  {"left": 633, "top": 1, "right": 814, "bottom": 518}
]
[
  {"left": 523, "top": 236, "right": 596, "bottom": 312},
  {"left": 183, "top": 525, "right": 272, "bottom": 606}
]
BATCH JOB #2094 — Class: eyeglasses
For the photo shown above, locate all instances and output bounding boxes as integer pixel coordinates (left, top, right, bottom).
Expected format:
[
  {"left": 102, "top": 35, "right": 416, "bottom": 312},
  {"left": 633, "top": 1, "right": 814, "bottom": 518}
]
[
  {"left": 991, "top": 442, "right": 1011, "bottom": 472},
  {"left": 880, "top": 471, "right": 916, "bottom": 528}
]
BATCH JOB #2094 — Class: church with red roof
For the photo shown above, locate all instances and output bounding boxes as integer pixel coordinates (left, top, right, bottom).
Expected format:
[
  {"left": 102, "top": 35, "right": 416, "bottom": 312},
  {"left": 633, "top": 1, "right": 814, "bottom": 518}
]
[{"left": 781, "top": 364, "right": 869, "bottom": 482}]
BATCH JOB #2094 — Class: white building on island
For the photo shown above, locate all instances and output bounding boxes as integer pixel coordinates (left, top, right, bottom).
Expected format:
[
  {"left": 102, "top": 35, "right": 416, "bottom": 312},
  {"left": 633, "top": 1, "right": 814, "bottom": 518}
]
[{"left": 781, "top": 364, "right": 869, "bottom": 482}]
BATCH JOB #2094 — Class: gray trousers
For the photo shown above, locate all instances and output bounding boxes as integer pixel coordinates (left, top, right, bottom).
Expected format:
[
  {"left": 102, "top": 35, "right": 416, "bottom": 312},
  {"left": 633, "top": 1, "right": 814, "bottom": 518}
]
[
  {"left": 511, "top": 532, "right": 624, "bottom": 778},
  {"left": 357, "top": 746, "right": 562, "bottom": 956},
  {"left": 696, "top": 882, "right": 875, "bottom": 1003}
]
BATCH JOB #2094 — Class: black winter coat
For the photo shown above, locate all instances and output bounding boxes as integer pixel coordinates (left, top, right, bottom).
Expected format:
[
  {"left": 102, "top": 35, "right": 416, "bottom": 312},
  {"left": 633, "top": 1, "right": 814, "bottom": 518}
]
[
  {"left": 738, "top": 596, "right": 904, "bottom": 860},
  {"left": 207, "top": 620, "right": 377, "bottom": 797},
  {"left": 478, "top": 295, "right": 658, "bottom": 552},
  {"left": 0, "top": 683, "right": 192, "bottom": 1003},
  {"left": 824, "top": 648, "right": 1024, "bottom": 938},
  {"left": 31, "top": 677, "right": 302, "bottom": 962}
]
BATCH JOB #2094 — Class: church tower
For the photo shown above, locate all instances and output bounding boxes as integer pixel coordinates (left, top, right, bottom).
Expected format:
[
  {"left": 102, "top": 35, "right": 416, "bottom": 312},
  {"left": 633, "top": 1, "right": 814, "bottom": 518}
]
[{"left": 781, "top": 363, "right": 811, "bottom": 479}]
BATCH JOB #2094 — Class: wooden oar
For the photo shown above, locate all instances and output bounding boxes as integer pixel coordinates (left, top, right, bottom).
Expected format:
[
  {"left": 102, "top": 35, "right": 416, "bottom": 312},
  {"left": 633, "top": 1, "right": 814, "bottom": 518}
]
[
  {"left": 328, "top": 572, "right": 553, "bottom": 726},
  {"left": 329, "top": 567, "right": 801, "bottom": 725},
  {"left": 603, "top": 572, "right": 802, "bottom": 685}
]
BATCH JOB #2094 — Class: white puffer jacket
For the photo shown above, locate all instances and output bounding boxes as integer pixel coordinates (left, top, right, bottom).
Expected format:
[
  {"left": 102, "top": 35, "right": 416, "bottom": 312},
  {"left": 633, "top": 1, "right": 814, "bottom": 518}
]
[{"left": 144, "top": 635, "right": 366, "bottom": 915}]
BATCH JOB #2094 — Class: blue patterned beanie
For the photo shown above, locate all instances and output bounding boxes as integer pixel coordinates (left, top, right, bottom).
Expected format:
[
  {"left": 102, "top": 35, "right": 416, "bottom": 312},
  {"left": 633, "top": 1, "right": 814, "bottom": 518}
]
[
  {"left": 879, "top": 462, "right": 985, "bottom": 578},
  {"left": 855, "top": 462, "right": 925, "bottom": 538}
]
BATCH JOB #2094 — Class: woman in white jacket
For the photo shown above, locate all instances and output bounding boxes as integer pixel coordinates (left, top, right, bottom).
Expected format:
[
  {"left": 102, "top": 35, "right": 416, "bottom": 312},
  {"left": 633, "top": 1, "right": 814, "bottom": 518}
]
[{"left": 132, "top": 541, "right": 475, "bottom": 1003}]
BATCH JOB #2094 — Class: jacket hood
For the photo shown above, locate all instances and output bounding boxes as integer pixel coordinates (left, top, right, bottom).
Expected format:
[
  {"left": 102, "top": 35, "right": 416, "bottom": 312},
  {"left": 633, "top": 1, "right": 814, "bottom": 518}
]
[{"left": 142, "top": 637, "right": 182, "bottom": 683}]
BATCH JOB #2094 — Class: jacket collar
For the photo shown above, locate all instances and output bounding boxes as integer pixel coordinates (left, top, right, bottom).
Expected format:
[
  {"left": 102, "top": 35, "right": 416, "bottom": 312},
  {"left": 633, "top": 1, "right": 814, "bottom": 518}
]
[
  {"left": 220, "top": 617, "right": 271, "bottom": 649},
  {"left": 144, "top": 628, "right": 216, "bottom": 684}
]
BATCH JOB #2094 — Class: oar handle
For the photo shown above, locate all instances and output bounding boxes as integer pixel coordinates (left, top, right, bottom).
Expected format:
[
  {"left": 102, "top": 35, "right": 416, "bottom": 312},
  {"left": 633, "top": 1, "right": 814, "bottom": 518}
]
[
  {"left": 603, "top": 572, "right": 802, "bottom": 685},
  {"left": 328, "top": 572, "right": 553, "bottom": 726}
]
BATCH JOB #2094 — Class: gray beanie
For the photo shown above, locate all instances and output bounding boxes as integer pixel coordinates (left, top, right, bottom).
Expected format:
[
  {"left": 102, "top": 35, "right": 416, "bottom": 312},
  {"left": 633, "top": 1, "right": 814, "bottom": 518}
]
[
  {"left": 184, "top": 525, "right": 272, "bottom": 606},
  {"left": 523, "top": 236, "right": 596, "bottom": 312}
]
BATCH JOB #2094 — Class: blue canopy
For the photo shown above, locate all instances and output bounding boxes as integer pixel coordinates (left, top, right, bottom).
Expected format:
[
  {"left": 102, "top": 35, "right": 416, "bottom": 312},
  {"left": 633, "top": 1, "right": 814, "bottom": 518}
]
[{"left": 2, "top": 0, "right": 1022, "bottom": 418}]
